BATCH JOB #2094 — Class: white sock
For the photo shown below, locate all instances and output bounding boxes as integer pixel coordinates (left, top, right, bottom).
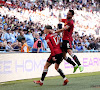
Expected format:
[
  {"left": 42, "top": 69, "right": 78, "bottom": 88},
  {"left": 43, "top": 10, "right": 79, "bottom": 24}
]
[
  {"left": 63, "top": 77, "right": 67, "bottom": 81},
  {"left": 64, "top": 56, "right": 68, "bottom": 60},
  {"left": 40, "top": 80, "right": 43, "bottom": 83},
  {"left": 74, "top": 65, "right": 77, "bottom": 67},
  {"left": 70, "top": 53, "right": 74, "bottom": 58},
  {"left": 43, "top": 69, "right": 48, "bottom": 72}
]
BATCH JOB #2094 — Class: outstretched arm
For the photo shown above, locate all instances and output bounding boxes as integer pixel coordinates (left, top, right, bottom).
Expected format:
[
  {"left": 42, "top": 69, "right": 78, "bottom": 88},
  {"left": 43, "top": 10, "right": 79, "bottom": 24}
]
[{"left": 55, "top": 25, "right": 70, "bottom": 33}]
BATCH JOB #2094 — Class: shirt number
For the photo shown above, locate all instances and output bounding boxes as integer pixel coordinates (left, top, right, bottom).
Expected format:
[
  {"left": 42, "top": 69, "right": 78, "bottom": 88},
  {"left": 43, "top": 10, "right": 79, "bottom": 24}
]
[
  {"left": 53, "top": 36, "right": 59, "bottom": 45},
  {"left": 67, "top": 43, "right": 70, "bottom": 48}
]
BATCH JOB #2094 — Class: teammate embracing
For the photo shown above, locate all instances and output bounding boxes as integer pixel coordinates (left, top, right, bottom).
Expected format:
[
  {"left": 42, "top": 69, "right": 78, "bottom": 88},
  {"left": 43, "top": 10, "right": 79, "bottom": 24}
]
[
  {"left": 33, "top": 25, "right": 69, "bottom": 86},
  {"left": 55, "top": 10, "right": 84, "bottom": 73}
]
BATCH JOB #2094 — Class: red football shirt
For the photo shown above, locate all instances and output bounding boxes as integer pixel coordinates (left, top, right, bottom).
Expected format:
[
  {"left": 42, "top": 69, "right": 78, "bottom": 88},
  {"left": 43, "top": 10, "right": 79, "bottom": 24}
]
[
  {"left": 45, "top": 33, "right": 62, "bottom": 56},
  {"left": 61, "top": 19, "right": 74, "bottom": 41}
]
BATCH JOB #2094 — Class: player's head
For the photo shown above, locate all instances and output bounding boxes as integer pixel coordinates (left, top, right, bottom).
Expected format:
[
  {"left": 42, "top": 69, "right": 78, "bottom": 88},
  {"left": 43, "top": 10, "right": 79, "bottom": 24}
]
[
  {"left": 44, "top": 25, "right": 52, "bottom": 34},
  {"left": 67, "top": 10, "right": 74, "bottom": 19}
]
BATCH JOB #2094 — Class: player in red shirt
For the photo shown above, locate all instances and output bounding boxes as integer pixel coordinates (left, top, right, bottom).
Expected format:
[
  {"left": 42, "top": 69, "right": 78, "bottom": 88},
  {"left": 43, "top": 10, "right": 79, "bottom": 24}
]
[
  {"left": 33, "top": 25, "right": 69, "bottom": 86},
  {"left": 55, "top": 10, "right": 84, "bottom": 73}
]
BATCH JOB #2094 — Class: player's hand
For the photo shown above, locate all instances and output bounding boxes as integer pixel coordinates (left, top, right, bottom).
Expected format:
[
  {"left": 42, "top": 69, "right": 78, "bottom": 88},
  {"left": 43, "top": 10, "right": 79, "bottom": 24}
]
[
  {"left": 62, "top": 25, "right": 70, "bottom": 30},
  {"left": 52, "top": 57, "right": 57, "bottom": 61}
]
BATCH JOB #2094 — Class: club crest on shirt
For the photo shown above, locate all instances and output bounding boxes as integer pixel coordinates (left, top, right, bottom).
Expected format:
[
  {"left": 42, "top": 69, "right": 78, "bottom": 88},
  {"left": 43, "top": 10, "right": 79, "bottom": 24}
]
[{"left": 64, "top": 22, "right": 67, "bottom": 26}]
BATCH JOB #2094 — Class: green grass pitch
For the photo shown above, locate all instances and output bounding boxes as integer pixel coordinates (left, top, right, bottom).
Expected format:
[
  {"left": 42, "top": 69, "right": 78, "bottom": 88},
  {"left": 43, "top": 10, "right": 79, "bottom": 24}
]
[{"left": 0, "top": 72, "right": 100, "bottom": 90}]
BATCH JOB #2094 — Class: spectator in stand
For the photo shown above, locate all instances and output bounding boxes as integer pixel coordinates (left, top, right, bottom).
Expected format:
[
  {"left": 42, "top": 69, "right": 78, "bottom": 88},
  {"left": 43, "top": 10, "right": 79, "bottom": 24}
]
[
  {"left": 10, "top": 29, "right": 16, "bottom": 43},
  {"left": 4, "top": 28, "right": 11, "bottom": 41},
  {"left": 88, "top": 38, "right": 98, "bottom": 50},
  {"left": 17, "top": 29, "right": 25, "bottom": 42},
  {"left": 13, "top": 41, "right": 22, "bottom": 51},
  {"left": 24, "top": 28, "right": 34, "bottom": 48},
  {"left": 97, "top": 38, "right": 100, "bottom": 51},
  {"left": 74, "top": 36, "right": 79, "bottom": 45},
  {"left": 32, "top": 33, "right": 43, "bottom": 53},
  {"left": 41, "top": 33, "right": 47, "bottom": 51},
  {"left": 82, "top": 39, "right": 90, "bottom": 50},
  {"left": 21, "top": 37, "right": 29, "bottom": 53},
  {"left": 0, "top": 29, "right": 4, "bottom": 42},
  {"left": 72, "top": 44, "right": 78, "bottom": 52},
  {"left": 76, "top": 43, "right": 83, "bottom": 51},
  {"left": 0, "top": 42, "right": 6, "bottom": 51},
  {"left": 78, "top": 38, "right": 83, "bottom": 44},
  {"left": 6, "top": 39, "right": 13, "bottom": 50}
]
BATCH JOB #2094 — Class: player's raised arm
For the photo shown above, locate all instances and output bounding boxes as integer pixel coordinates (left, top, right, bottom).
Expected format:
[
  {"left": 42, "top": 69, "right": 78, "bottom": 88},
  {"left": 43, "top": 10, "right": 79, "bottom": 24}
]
[
  {"left": 49, "top": 25, "right": 70, "bottom": 34},
  {"left": 55, "top": 25, "right": 70, "bottom": 33},
  {"left": 54, "top": 12, "right": 70, "bottom": 33}
]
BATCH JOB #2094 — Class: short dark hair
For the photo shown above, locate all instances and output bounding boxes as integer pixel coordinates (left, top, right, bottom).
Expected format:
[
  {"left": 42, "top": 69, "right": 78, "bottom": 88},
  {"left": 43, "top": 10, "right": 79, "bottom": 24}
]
[
  {"left": 69, "top": 10, "right": 74, "bottom": 15},
  {"left": 45, "top": 25, "right": 52, "bottom": 29},
  {"left": 22, "top": 37, "right": 25, "bottom": 41}
]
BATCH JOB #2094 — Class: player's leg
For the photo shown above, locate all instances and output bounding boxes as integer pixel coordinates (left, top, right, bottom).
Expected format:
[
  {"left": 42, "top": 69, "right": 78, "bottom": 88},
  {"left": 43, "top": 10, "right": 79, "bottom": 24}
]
[
  {"left": 67, "top": 49, "right": 84, "bottom": 72},
  {"left": 55, "top": 64, "right": 66, "bottom": 79},
  {"left": 62, "top": 40, "right": 77, "bottom": 69},
  {"left": 33, "top": 55, "right": 53, "bottom": 86},
  {"left": 55, "top": 63, "right": 69, "bottom": 85},
  {"left": 41, "top": 62, "right": 51, "bottom": 82},
  {"left": 55, "top": 53, "right": 69, "bottom": 85},
  {"left": 63, "top": 50, "right": 76, "bottom": 67},
  {"left": 33, "top": 61, "right": 51, "bottom": 86},
  {"left": 64, "top": 40, "right": 79, "bottom": 73}
]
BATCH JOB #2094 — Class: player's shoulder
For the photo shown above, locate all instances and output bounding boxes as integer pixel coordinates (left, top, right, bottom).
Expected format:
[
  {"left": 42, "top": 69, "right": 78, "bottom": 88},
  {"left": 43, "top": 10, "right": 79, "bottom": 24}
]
[
  {"left": 45, "top": 34, "right": 50, "bottom": 40},
  {"left": 68, "top": 19, "right": 74, "bottom": 26},
  {"left": 70, "top": 19, "right": 74, "bottom": 24},
  {"left": 45, "top": 33, "right": 57, "bottom": 39}
]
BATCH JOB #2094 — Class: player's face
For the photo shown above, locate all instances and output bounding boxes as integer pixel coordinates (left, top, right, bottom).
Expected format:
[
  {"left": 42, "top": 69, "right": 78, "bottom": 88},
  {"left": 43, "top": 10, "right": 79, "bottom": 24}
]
[{"left": 67, "top": 11, "right": 73, "bottom": 19}]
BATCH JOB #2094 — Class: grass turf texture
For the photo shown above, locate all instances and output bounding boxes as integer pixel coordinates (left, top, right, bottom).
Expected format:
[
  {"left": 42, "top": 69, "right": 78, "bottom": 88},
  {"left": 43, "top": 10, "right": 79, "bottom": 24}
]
[{"left": 0, "top": 72, "right": 100, "bottom": 90}]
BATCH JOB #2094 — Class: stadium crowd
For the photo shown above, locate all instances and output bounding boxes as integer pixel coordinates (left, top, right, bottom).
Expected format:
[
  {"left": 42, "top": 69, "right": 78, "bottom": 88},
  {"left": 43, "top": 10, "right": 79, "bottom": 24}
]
[{"left": 0, "top": 0, "right": 100, "bottom": 52}]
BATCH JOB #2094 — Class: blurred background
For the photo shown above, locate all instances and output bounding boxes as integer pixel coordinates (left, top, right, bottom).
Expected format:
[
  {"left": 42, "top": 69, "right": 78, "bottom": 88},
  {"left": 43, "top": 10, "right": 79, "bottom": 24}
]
[{"left": 0, "top": 0, "right": 100, "bottom": 53}]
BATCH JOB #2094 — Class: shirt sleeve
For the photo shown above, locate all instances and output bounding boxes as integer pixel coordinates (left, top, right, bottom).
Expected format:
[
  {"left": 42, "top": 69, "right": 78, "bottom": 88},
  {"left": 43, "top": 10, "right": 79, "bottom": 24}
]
[
  {"left": 45, "top": 37, "right": 55, "bottom": 56},
  {"left": 61, "top": 19, "right": 66, "bottom": 23}
]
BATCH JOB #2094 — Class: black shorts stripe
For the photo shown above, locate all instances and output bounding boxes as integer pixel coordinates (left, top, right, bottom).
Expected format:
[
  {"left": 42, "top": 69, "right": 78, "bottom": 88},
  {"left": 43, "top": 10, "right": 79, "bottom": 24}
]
[{"left": 62, "top": 40, "right": 72, "bottom": 53}]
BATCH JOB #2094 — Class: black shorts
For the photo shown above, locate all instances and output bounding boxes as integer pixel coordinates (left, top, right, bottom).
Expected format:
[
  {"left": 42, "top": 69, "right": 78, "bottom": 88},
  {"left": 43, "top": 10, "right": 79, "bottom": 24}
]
[
  {"left": 47, "top": 53, "right": 63, "bottom": 64},
  {"left": 62, "top": 40, "right": 72, "bottom": 53}
]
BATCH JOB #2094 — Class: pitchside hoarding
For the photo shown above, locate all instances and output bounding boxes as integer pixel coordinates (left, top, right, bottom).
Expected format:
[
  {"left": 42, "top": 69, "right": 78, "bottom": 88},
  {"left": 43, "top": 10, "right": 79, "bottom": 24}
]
[{"left": 0, "top": 53, "right": 100, "bottom": 82}]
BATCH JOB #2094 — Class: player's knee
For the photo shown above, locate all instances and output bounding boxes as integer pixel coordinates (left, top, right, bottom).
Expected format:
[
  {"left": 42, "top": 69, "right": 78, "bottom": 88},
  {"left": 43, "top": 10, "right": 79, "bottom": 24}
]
[
  {"left": 55, "top": 67, "right": 58, "bottom": 70},
  {"left": 63, "top": 55, "right": 66, "bottom": 59},
  {"left": 55, "top": 65, "right": 59, "bottom": 70},
  {"left": 67, "top": 50, "right": 72, "bottom": 55},
  {"left": 68, "top": 51, "right": 75, "bottom": 57},
  {"left": 69, "top": 52, "right": 72, "bottom": 55},
  {"left": 63, "top": 52, "right": 66, "bottom": 59}
]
